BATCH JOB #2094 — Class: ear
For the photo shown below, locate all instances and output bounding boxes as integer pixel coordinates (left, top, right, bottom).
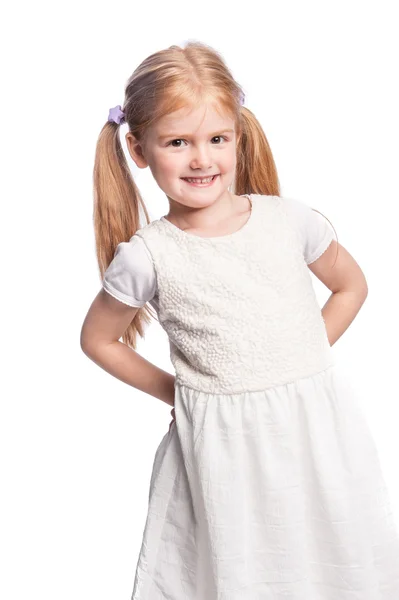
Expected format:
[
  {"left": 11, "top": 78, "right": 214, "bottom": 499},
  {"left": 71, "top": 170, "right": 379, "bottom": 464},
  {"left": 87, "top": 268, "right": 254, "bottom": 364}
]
[{"left": 125, "top": 132, "right": 148, "bottom": 169}]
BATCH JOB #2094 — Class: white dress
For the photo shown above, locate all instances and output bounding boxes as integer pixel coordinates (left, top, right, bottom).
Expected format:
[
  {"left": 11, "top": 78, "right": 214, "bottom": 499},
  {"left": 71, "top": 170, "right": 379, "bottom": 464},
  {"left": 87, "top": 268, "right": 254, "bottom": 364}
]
[{"left": 103, "top": 194, "right": 399, "bottom": 599}]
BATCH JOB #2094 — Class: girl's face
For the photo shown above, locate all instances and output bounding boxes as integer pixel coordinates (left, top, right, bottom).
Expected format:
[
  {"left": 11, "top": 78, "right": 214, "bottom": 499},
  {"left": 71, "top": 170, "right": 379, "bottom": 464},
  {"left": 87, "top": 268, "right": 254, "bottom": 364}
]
[{"left": 127, "top": 102, "right": 239, "bottom": 211}]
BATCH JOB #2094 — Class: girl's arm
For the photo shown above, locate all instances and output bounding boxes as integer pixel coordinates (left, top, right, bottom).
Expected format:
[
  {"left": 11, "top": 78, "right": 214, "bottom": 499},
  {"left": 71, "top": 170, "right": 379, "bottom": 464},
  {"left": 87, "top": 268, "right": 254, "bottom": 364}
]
[
  {"left": 308, "top": 239, "right": 369, "bottom": 346},
  {"left": 80, "top": 289, "right": 175, "bottom": 407}
]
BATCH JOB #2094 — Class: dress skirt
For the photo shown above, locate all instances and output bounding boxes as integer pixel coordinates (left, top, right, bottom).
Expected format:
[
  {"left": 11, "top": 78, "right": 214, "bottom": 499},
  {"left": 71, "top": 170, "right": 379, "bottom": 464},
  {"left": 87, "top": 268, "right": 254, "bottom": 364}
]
[{"left": 131, "top": 363, "right": 399, "bottom": 599}]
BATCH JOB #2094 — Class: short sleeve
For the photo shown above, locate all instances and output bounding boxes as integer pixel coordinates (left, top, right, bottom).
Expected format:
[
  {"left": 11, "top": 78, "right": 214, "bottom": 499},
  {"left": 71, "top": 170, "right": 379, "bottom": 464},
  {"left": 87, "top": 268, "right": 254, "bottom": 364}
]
[
  {"left": 281, "top": 197, "right": 335, "bottom": 264},
  {"left": 102, "top": 235, "right": 156, "bottom": 307}
]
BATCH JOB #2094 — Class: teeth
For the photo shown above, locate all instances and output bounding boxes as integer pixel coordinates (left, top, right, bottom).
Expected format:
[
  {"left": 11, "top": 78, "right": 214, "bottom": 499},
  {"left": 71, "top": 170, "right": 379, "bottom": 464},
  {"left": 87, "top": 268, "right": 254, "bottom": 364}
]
[{"left": 185, "top": 176, "right": 215, "bottom": 183}]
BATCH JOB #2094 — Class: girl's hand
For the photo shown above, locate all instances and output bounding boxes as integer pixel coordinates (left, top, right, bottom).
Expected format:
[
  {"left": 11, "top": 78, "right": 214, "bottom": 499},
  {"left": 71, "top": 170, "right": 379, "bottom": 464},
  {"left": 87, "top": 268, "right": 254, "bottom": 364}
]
[{"left": 168, "top": 407, "right": 175, "bottom": 432}]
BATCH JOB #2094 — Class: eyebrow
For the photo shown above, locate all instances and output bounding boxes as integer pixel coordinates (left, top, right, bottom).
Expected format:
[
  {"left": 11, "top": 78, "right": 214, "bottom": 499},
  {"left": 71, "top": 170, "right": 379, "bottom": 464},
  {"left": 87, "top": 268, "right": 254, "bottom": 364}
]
[{"left": 158, "top": 128, "right": 234, "bottom": 140}]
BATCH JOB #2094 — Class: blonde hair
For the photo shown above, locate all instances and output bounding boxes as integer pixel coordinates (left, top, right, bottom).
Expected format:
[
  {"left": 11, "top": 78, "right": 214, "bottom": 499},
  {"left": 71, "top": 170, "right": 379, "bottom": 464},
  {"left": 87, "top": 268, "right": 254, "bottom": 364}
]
[{"left": 92, "top": 40, "right": 337, "bottom": 350}]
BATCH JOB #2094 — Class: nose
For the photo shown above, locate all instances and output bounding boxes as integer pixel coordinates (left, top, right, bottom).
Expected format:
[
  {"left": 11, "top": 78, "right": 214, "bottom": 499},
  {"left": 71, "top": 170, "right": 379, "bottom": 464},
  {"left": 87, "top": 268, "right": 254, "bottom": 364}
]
[{"left": 190, "top": 145, "right": 213, "bottom": 171}]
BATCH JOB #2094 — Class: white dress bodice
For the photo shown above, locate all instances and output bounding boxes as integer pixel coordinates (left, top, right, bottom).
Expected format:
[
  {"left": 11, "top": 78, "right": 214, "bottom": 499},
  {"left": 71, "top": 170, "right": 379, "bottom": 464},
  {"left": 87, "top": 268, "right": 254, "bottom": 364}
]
[{"left": 133, "top": 194, "right": 335, "bottom": 394}]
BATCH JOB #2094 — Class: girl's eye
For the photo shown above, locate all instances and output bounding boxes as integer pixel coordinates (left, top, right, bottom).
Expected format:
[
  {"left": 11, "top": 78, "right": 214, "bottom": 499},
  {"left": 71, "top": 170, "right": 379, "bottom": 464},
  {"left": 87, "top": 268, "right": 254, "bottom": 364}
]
[
  {"left": 168, "top": 136, "right": 227, "bottom": 148},
  {"left": 168, "top": 139, "right": 186, "bottom": 147}
]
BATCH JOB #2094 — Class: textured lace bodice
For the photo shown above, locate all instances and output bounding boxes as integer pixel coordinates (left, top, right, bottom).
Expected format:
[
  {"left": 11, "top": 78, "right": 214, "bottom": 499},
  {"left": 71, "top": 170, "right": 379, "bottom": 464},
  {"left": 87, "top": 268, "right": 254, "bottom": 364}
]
[{"left": 134, "top": 194, "right": 334, "bottom": 394}]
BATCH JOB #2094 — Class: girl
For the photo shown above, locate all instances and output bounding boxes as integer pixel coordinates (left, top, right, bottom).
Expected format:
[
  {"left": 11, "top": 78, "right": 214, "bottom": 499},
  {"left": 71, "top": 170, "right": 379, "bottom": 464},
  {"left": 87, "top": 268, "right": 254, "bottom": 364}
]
[{"left": 80, "top": 41, "right": 399, "bottom": 598}]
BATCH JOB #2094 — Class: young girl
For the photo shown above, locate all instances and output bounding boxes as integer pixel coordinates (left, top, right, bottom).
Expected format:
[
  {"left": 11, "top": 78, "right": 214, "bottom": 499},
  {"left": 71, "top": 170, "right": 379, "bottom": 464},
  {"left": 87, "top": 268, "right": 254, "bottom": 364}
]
[{"left": 81, "top": 41, "right": 399, "bottom": 598}]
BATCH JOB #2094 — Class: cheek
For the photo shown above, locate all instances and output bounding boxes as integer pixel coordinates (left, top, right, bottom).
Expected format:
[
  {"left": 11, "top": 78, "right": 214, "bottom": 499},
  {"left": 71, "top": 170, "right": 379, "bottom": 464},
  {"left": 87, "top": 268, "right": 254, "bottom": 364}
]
[
  {"left": 223, "top": 150, "right": 237, "bottom": 171},
  {"left": 155, "top": 154, "right": 181, "bottom": 177}
]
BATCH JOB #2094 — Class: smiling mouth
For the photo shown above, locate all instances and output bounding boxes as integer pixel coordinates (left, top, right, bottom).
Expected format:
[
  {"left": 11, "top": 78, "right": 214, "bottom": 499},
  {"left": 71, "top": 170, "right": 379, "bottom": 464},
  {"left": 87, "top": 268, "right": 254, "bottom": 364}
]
[{"left": 181, "top": 174, "right": 220, "bottom": 183}]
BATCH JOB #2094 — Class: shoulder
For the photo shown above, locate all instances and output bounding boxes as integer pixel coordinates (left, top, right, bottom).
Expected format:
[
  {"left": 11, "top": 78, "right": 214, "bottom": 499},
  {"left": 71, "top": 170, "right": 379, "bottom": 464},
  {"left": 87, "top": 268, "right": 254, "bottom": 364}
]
[
  {"left": 135, "top": 216, "right": 167, "bottom": 243},
  {"left": 102, "top": 234, "right": 156, "bottom": 307},
  {"left": 275, "top": 195, "right": 335, "bottom": 265},
  {"left": 112, "top": 234, "right": 154, "bottom": 273},
  {"left": 274, "top": 195, "right": 313, "bottom": 221}
]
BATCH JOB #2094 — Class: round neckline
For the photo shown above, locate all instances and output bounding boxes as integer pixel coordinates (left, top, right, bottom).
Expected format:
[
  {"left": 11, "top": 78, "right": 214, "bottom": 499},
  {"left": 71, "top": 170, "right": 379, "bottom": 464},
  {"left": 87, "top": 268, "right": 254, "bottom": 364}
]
[{"left": 160, "top": 194, "right": 254, "bottom": 241}]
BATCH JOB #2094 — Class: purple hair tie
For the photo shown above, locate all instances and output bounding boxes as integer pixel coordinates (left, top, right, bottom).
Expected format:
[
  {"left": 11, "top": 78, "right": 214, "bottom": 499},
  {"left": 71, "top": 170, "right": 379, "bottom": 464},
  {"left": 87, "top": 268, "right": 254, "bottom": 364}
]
[{"left": 108, "top": 105, "right": 125, "bottom": 125}]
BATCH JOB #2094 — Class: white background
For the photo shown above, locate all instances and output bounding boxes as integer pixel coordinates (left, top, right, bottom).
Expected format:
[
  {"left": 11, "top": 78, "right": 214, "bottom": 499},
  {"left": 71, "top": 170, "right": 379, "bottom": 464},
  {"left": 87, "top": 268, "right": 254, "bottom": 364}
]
[{"left": 1, "top": 1, "right": 398, "bottom": 598}]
